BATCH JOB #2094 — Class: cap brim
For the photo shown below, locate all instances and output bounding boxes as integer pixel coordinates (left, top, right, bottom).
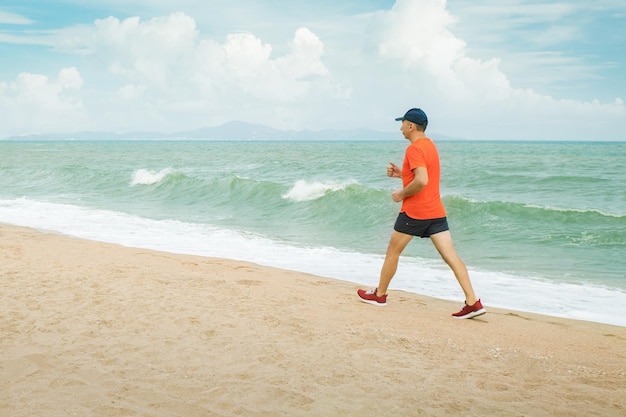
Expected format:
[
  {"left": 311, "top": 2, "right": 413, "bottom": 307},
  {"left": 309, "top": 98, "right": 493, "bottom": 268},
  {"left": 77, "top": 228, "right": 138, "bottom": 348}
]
[{"left": 394, "top": 117, "right": 404, "bottom": 121}]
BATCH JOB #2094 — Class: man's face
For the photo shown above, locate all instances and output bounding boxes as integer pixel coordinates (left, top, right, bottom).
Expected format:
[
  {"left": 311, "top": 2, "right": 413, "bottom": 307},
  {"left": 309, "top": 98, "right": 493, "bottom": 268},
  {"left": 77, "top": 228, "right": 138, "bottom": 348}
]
[{"left": 400, "top": 120, "right": 411, "bottom": 139}]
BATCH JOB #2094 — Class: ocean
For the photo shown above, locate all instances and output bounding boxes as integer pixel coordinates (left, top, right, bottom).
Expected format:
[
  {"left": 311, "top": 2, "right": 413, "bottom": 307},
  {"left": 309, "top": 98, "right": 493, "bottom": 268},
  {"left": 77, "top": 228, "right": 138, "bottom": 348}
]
[{"left": 1, "top": 139, "right": 625, "bottom": 327}]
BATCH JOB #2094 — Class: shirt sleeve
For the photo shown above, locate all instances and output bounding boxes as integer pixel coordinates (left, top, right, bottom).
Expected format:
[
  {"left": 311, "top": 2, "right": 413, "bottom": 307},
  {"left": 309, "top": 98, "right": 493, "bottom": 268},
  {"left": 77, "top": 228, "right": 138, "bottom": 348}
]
[{"left": 407, "top": 143, "right": 427, "bottom": 171}]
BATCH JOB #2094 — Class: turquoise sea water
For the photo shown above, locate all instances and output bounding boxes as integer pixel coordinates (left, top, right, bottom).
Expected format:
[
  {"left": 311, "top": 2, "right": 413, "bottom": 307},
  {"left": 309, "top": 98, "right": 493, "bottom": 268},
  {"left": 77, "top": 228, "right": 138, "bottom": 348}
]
[{"left": 1, "top": 139, "right": 625, "bottom": 326}]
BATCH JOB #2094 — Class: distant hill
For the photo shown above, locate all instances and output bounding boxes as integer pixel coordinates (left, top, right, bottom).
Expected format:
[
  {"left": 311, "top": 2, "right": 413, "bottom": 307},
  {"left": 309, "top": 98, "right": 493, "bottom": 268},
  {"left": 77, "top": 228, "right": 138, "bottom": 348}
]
[{"left": 3, "top": 121, "right": 461, "bottom": 141}]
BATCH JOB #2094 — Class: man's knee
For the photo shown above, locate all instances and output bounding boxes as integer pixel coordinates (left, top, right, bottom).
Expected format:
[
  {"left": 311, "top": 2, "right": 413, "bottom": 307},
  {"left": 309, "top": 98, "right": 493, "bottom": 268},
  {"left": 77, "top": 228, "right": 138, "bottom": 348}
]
[{"left": 389, "top": 231, "right": 412, "bottom": 252}]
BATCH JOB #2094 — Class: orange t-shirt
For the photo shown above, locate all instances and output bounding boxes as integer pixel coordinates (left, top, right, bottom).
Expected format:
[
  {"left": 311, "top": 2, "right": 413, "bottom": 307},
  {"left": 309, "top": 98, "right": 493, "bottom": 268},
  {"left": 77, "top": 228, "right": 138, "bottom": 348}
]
[{"left": 400, "top": 138, "right": 446, "bottom": 219}]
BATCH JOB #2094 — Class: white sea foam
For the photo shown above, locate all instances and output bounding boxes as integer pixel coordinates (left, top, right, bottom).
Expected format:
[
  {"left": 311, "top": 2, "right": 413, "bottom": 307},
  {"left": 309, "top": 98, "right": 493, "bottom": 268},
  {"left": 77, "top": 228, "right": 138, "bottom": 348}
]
[
  {"left": 1, "top": 197, "right": 625, "bottom": 328},
  {"left": 282, "top": 179, "right": 357, "bottom": 201},
  {"left": 130, "top": 168, "right": 174, "bottom": 186},
  {"left": 522, "top": 203, "right": 626, "bottom": 218}
]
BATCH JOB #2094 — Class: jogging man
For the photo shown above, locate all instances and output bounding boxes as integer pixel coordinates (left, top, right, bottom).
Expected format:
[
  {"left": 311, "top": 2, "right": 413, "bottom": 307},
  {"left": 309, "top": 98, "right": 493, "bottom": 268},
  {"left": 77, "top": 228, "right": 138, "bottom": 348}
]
[{"left": 357, "top": 108, "right": 486, "bottom": 319}]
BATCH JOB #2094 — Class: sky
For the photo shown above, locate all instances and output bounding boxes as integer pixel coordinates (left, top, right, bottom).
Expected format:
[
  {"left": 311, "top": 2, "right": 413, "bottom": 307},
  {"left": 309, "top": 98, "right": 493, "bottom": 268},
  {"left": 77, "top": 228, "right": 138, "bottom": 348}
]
[{"left": 0, "top": 0, "right": 625, "bottom": 140}]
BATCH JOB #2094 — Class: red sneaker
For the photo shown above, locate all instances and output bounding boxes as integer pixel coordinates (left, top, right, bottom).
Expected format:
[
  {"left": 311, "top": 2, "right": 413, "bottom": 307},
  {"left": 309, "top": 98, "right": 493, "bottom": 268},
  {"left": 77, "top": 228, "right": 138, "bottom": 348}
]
[
  {"left": 452, "top": 299, "right": 486, "bottom": 319},
  {"left": 357, "top": 288, "right": 387, "bottom": 306}
]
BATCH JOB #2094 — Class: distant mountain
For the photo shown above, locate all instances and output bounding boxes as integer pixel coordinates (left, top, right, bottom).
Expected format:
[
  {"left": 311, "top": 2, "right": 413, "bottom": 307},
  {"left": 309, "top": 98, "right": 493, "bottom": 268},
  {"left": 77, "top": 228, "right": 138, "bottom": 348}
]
[{"left": 3, "top": 121, "right": 461, "bottom": 141}]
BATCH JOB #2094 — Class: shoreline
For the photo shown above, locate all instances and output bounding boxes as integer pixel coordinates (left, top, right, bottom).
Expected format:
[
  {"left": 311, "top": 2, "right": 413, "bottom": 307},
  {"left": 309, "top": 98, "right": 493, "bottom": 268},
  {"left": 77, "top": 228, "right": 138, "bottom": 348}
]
[{"left": 1, "top": 224, "right": 625, "bottom": 416}]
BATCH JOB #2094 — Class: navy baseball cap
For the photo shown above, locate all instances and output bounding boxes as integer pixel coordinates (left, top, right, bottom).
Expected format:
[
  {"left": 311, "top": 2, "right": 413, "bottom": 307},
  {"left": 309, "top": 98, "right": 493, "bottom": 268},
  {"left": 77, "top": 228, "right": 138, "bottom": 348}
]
[{"left": 395, "top": 108, "right": 428, "bottom": 126}]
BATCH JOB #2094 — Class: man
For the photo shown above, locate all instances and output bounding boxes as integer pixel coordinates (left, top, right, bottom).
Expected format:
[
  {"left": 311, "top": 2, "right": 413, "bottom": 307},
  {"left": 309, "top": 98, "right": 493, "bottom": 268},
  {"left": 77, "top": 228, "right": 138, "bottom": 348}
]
[{"left": 357, "top": 108, "right": 486, "bottom": 319}]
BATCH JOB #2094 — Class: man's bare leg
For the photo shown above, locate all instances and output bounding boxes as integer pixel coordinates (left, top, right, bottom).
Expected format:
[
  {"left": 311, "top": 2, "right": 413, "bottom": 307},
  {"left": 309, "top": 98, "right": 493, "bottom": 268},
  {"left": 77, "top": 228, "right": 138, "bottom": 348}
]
[
  {"left": 376, "top": 230, "right": 413, "bottom": 296},
  {"left": 430, "top": 231, "right": 478, "bottom": 305}
]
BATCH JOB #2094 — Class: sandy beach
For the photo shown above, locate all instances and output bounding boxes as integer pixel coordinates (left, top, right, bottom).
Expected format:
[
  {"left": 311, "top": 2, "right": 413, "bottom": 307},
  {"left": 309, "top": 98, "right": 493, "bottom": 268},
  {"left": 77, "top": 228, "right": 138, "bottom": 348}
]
[{"left": 1, "top": 224, "right": 624, "bottom": 416}]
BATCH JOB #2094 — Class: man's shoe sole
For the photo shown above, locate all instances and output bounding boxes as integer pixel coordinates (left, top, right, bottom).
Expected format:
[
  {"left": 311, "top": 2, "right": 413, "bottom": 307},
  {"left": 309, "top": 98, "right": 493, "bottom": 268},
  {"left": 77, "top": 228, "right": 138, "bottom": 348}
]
[
  {"left": 453, "top": 308, "right": 486, "bottom": 319},
  {"left": 357, "top": 297, "right": 386, "bottom": 306}
]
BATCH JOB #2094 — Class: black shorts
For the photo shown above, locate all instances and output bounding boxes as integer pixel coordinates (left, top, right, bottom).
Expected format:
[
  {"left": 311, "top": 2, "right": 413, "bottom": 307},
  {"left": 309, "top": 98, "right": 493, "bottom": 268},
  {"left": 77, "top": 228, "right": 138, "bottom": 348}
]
[{"left": 394, "top": 212, "right": 449, "bottom": 238}]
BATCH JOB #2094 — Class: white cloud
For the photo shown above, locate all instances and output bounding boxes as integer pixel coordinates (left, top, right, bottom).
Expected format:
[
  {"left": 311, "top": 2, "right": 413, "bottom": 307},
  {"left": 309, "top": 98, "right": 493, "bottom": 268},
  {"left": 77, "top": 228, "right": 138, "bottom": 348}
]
[
  {"left": 277, "top": 28, "right": 328, "bottom": 79},
  {"left": 116, "top": 83, "right": 146, "bottom": 100},
  {"left": 57, "top": 67, "right": 84, "bottom": 89},
  {"left": 84, "top": 13, "right": 198, "bottom": 86},
  {"left": 0, "top": 11, "right": 34, "bottom": 25},
  {"left": 207, "top": 27, "right": 328, "bottom": 102},
  {"left": 377, "top": 0, "right": 517, "bottom": 102},
  {"left": 0, "top": 68, "right": 86, "bottom": 136},
  {"left": 380, "top": 0, "right": 464, "bottom": 72}
]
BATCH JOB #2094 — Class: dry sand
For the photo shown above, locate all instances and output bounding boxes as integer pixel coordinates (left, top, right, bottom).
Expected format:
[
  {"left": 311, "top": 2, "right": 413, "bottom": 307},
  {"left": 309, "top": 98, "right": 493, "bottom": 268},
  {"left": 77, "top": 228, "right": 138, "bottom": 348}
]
[{"left": 1, "top": 224, "right": 624, "bottom": 416}]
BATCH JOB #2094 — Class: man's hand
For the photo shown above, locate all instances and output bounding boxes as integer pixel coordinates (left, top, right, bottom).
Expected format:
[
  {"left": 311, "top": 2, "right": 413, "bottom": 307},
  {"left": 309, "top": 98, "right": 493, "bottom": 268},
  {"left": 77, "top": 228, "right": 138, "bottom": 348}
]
[
  {"left": 391, "top": 189, "right": 404, "bottom": 202},
  {"left": 387, "top": 162, "right": 401, "bottom": 178},
  {"left": 391, "top": 167, "right": 428, "bottom": 203}
]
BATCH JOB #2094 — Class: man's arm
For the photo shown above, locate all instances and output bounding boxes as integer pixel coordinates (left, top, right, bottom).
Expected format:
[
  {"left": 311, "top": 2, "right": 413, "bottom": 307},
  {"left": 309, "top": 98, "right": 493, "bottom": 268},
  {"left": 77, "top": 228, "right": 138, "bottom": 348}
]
[{"left": 391, "top": 167, "right": 428, "bottom": 202}]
